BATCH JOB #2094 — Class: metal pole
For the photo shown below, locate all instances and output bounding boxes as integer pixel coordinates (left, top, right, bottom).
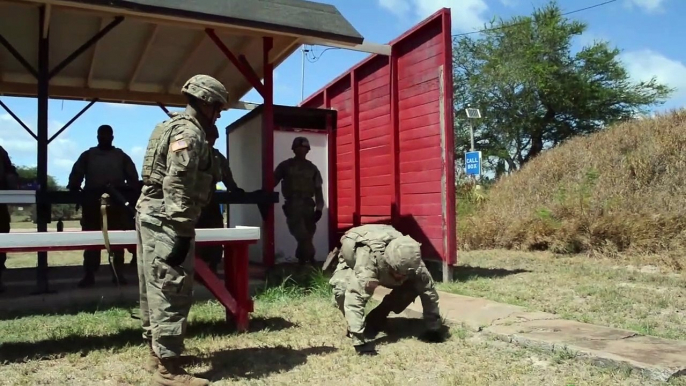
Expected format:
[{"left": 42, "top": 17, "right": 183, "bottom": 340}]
[
  {"left": 300, "top": 45, "right": 305, "bottom": 102},
  {"left": 35, "top": 5, "right": 51, "bottom": 294},
  {"left": 469, "top": 122, "right": 475, "bottom": 151}
]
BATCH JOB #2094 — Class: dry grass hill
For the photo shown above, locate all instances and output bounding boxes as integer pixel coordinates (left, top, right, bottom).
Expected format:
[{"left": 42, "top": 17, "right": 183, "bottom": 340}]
[{"left": 459, "top": 109, "right": 686, "bottom": 269}]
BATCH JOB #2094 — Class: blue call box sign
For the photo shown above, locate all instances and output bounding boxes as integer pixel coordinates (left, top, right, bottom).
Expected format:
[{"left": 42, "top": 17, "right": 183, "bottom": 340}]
[{"left": 465, "top": 151, "right": 481, "bottom": 176}]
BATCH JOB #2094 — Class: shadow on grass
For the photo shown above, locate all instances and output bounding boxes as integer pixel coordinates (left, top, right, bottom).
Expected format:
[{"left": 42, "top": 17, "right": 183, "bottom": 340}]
[
  {"left": 197, "top": 346, "right": 337, "bottom": 381},
  {"left": 373, "top": 316, "right": 452, "bottom": 345},
  {"left": 0, "top": 316, "right": 297, "bottom": 364},
  {"left": 424, "top": 261, "right": 531, "bottom": 283}
]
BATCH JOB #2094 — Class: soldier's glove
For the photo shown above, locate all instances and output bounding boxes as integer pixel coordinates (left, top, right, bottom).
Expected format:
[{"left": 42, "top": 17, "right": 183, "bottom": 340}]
[
  {"left": 420, "top": 329, "right": 445, "bottom": 343},
  {"left": 354, "top": 342, "right": 378, "bottom": 356},
  {"left": 167, "top": 237, "right": 192, "bottom": 267},
  {"left": 313, "top": 209, "right": 322, "bottom": 223}
]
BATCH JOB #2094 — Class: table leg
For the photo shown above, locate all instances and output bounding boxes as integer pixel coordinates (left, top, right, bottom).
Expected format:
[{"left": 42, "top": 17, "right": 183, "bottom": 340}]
[{"left": 226, "top": 242, "right": 250, "bottom": 332}]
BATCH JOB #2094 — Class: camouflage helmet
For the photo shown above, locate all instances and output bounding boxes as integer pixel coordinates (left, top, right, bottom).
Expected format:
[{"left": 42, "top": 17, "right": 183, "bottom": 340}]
[
  {"left": 181, "top": 75, "right": 229, "bottom": 106},
  {"left": 384, "top": 235, "right": 422, "bottom": 275},
  {"left": 292, "top": 136, "right": 311, "bottom": 150}
]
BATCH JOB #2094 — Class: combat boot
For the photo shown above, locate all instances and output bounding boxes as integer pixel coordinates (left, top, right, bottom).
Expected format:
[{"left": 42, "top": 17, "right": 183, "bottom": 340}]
[
  {"left": 145, "top": 341, "right": 161, "bottom": 373},
  {"left": 153, "top": 357, "right": 210, "bottom": 386}
]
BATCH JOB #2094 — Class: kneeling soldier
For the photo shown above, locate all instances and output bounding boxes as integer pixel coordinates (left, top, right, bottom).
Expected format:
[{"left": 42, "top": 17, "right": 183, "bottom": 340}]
[{"left": 328, "top": 224, "right": 445, "bottom": 355}]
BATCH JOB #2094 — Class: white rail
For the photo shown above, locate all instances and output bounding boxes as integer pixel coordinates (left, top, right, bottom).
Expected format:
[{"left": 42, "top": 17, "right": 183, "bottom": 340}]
[{"left": 0, "top": 227, "right": 260, "bottom": 250}]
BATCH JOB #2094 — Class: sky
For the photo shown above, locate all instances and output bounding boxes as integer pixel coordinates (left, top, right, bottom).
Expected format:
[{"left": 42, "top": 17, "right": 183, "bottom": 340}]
[{"left": 1, "top": 0, "right": 684, "bottom": 186}]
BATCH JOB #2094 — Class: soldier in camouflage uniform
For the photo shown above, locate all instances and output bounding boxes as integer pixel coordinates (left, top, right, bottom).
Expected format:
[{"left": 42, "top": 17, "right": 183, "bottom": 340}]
[
  {"left": 136, "top": 74, "right": 227, "bottom": 386},
  {"left": 195, "top": 124, "right": 244, "bottom": 273},
  {"left": 329, "top": 224, "right": 445, "bottom": 355},
  {"left": 0, "top": 145, "right": 19, "bottom": 293},
  {"left": 67, "top": 124, "right": 139, "bottom": 288},
  {"left": 273, "top": 137, "right": 324, "bottom": 265}
]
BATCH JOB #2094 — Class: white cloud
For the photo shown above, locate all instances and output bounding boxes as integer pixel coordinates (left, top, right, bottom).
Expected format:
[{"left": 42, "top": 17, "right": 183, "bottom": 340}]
[
  {"left": 129, "top": 145, "right": 145, "bottom": 171},
  {"left": 624, "top": 0, "right": 667, "bottom": 13},
  {"left": 101, "top": 102, "right": 138, "bottom": 109},
  {"left": 378, "top": 0, "right": 411, "bottom": 17},
  {"left": 621, "top": 49, "right": 686, "bottom": 98},
  {"left": 0, "top": 114, "right": 79, "bottom": 176},
  {"left": 378, "top": 0, "right": 489, "bottom": 33}
]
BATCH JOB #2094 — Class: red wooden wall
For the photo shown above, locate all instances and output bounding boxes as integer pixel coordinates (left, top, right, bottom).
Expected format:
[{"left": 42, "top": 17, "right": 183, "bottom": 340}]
[{"left": 300, "top": 9, "right": 456, "bottom": 265}]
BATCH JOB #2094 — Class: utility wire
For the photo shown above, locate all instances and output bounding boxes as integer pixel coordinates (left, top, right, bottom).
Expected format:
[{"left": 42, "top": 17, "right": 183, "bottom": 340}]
[
  {"left": 305, "top": 0, "right": 617, "bottom": 62},
  {"left": 452, "top": 0, "right": 618, "bottom": 37}
]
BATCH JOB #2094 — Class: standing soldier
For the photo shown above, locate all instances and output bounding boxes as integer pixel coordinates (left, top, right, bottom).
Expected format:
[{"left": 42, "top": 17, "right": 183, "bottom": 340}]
[
  {"left": 67, "top": 124, "right": 139, "bottom": 288},
  {"left": 273, "top": 137, "right": 324, "bottom": 265},
  {"left": 328, "top": 224, "right": 445, "bottom": 356},
  {"left": 136, "top": 74, "right": 227, "bottom": 386},
  {"left": 195, "top": 124, "right": 244, "bottom": 273},
  {"left": 0, "top": 145, "right": 19, "bottom": 293}
]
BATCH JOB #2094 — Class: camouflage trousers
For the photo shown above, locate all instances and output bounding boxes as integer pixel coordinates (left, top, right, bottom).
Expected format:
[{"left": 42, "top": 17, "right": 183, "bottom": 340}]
[
  {"left": 330, "top": 258, "right": 420, "bottom": 343},
  {"left": 81, "top": 204, "right": 135, "bottom": 275},
  {"left": 136, "top": 213, "right": 195, "bottom": 359},
  {"left": 0, "top": 205, "right": 9, "bottom": 276},
  {"left": 282, "top": 198, "right": 317, "bottom": 264}
]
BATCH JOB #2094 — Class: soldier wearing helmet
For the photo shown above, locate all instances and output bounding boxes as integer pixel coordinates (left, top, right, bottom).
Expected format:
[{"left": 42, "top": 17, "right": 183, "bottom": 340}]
[
  {"left": 0, "top": 145, "right": 18, "bottom": 293},
  {"left": 67, "top": 124, "right": 140, "bottom": 288},
  {"left": 328, "top": 224, "right": 445, "bottom": 356},
  {"left": 135, "top": 74, "right": 227, "bottom": 385},
  {"left": 273, "top": 136, "right": 324, "bottom": 265},
  {"left": 195, "top": 124, "right": 244, "bottom": 273}
]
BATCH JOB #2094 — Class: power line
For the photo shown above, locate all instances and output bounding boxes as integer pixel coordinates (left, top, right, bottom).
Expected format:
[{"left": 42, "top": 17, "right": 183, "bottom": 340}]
[
  {"left": 452, "top": 0, "right": 618, "bottom": 37},
  {"left": 304, "top": 0, "right": 617, "bottom": 64}
]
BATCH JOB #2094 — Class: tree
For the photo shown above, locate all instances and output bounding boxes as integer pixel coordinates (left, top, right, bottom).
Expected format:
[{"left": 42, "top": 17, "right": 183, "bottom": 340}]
[
  {"left": 452, "top": 1, "right": 674, "bottom": 173},
  {"left": 9, "top": 166, "right": 76, "bottom": 221}
]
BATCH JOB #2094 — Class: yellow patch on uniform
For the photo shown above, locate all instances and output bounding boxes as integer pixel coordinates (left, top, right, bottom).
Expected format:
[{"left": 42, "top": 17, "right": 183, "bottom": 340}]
[{"left": 170, "top": 139, "right": 188, "bottom": 152}]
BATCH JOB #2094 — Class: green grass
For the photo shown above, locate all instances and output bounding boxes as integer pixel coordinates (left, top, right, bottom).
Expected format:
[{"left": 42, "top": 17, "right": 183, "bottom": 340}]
[
  {"left": 439, "top": 250, "right": 686, "bottom": 341},
  {"left": 0, "top": 267, "right": 683, "bottom": 385}
]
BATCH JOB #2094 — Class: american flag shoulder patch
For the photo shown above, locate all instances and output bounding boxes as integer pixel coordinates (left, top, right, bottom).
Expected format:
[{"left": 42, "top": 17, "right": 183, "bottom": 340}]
[{"left": 170, "top": 139, "right": 188, "bottom": 152}]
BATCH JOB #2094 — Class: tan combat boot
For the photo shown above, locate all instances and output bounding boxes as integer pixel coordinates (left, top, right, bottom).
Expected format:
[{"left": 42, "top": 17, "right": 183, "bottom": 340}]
[
  {"left": 145, "top": 341, "right": 161, "bottom": 373},
  {"left": 153, "top": 357, "right": 210, "bottom": 386}
]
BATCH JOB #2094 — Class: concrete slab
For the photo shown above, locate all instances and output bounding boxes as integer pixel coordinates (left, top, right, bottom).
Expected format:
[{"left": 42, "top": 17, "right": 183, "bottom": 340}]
[{"left": 372, "top": 287, "right": 686, "bottom": 382}]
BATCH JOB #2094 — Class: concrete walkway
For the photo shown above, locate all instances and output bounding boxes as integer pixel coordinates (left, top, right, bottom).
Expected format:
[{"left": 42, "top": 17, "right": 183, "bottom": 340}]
[{"left": 373, "top": 288, "right": 686, "bottom": 382}]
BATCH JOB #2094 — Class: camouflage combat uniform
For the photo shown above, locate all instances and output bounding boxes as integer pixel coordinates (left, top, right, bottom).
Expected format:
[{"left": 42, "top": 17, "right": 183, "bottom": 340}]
[
  {"left": 329, "top": 224, "right": 443, "bottom": 354},
  {"left": 274, "top": 137, "right": 324, "bottom": 264},
  {"left": 0, "top": 146, "right": 18, "bottom": 293},
  {"left": 136, "top": 74, "right": 228, "bottom": 386},
  {"left": 68, "top": 143, "right": 139, "bottom": 286},
  {"left": 196, "top": 124, "right": 243, "bottom": 273}
]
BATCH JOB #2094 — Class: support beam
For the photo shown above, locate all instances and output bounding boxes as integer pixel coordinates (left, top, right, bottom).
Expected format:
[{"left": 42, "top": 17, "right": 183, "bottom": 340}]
[
  {"left": 86, "top": 18, "right": 108, "bottom": 88},
  {"left": 49, "top": 16, "right": 124, "bottom": 79},
  {"left": 205, "top": 29, "right": 265, "bottom": 97},
  {"left": 48, "top": 99, "right": 98, "bottom": 144},
  {"left": 128, "top": 24, "right": 158, "bottom": 90},
  {"left": 168, "top": 33, "right": 206, "bottom": 93},
  {"left": 157, "top": 102, "right": 172, "bottom": 117},
  {"left": 0, "top": 99, "right": 38, "bottom": 140},
  {"left": 42, "top": 4, "right": 52, "bottom": 39},
  {"left": 35, "top": 4, "right": 51, "bottom": 294},
  {"left": 211, "top": 37, "right": 255, "bottom": 81},
  {"left": 261, "top": 36, "right": 275, "bottom": 268},
  {"left": 0, "top": 81, "right": 262, "bottom": 110},
  {"left": 301, "top": 39, "right": 391, "bottom": 56},
  {"left": 0, "top": 34, "right": 38, "bottom": 79}
]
